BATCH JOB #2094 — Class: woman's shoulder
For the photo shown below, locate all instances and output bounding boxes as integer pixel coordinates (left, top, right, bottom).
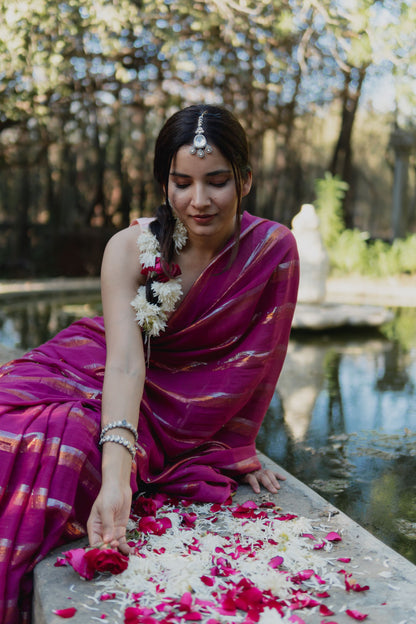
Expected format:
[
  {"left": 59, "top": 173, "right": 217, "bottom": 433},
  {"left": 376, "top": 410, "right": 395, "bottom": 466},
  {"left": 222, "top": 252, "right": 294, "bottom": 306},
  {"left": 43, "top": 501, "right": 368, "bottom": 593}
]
[{"left": 130, "top": 216, "right": 155, "bottom": 231}]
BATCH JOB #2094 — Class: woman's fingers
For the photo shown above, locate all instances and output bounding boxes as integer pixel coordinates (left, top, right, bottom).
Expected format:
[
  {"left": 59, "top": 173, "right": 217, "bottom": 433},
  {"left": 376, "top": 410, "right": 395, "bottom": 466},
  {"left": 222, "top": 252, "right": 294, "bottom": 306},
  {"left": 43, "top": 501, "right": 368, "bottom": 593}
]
[{"left": 243, "top": 468, "right": 286, "bottom": 494}]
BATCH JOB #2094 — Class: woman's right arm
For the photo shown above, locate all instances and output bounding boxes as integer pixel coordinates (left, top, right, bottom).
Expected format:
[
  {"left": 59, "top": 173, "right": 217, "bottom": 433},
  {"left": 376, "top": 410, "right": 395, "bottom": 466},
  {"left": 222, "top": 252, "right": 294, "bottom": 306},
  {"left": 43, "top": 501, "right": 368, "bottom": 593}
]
[{"left": 87, "top": 225, "right": 145, "bottom": 553}]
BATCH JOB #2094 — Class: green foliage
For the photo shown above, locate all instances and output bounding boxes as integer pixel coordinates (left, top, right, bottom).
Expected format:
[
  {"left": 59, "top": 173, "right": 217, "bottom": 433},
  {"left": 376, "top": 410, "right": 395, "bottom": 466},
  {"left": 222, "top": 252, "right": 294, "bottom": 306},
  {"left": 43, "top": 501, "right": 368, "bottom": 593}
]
[
  {"left": 314, "top": 172, "right": 416, "bottom": 277},
  {"left": 314, "top": 173, "right": 348, "bottom": 249},
  {"left": 381, "top": 308, "right": 416, "bottom": 351}
]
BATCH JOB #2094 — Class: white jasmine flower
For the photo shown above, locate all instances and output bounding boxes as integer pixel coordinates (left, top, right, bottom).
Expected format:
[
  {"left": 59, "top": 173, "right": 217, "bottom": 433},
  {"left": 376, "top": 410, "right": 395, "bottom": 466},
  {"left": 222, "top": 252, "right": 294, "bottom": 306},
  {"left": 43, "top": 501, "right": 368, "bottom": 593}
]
[
  {"left": 140, "top": 251, "right": 158, "bottom": 268},
  {"left": 137, "top": 229, "right": 160, "bottom": 256},
  {"left": 131, "top": 220, "right": 187, "bottom": 338},
  {"left": 151, "top": 279, "right": 183, "bottom": 311},
  {"left": 173, "top": 217, "right": 188, "bottom": 251}
]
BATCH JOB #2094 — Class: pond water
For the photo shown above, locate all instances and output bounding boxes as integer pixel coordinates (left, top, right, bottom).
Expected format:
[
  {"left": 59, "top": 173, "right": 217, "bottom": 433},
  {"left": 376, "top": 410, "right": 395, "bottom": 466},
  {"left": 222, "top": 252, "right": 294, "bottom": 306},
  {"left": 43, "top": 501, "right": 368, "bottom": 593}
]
[{"left": 1, "top": 297, "right": 415, "bottom": 564}]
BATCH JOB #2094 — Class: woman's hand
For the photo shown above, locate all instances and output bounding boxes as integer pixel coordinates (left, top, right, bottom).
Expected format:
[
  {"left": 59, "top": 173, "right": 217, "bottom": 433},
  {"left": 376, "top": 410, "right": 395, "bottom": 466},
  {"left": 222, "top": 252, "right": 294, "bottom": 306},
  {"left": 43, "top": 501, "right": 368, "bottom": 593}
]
[
  {"left": 242, "top": 467, "right": 286, "bottom": 495},
  {"left": 87, "top": 480, "right": 132, "bottom": 555}
]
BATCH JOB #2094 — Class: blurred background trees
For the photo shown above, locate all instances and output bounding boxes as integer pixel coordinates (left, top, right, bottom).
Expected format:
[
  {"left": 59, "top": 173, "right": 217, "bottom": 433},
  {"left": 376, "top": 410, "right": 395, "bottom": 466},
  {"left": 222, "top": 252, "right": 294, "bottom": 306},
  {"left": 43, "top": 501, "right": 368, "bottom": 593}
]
[{"left": 0, "top": 0, "right": 415, "bottom": 276}]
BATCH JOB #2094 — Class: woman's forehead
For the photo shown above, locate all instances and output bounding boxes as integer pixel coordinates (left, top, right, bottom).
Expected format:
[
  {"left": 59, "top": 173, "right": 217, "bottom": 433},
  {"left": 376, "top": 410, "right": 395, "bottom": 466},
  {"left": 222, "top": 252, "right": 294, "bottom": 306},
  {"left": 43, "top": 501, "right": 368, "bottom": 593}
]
[{"left": 170, "top": 144, "right": 231, "bottom": 176}]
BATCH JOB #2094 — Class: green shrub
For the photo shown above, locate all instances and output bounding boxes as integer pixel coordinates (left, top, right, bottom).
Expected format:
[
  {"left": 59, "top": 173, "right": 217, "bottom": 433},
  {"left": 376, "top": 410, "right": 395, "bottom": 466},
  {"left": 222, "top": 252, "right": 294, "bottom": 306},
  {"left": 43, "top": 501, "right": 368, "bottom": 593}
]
[{"left": 314, "top": 172, "right": 416, "bottom": 277}]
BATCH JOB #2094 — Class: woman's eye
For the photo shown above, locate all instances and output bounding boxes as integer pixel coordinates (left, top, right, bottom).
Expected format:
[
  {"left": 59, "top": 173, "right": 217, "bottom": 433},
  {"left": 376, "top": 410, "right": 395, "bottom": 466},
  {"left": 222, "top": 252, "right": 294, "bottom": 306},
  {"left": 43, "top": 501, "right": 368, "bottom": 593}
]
[
  {"left": 174, "top": 181, "right": 190, "bottom": 189},
  {"left": 210, "top": 179, "right": 229, "bottom": 187}
]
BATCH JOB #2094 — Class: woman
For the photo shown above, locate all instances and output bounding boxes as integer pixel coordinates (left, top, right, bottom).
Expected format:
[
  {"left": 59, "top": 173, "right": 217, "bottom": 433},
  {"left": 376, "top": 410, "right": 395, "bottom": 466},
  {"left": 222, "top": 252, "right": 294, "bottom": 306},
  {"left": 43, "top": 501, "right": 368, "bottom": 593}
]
[{"left": 0, "top": 105, "right": 299, "bottom": 623}]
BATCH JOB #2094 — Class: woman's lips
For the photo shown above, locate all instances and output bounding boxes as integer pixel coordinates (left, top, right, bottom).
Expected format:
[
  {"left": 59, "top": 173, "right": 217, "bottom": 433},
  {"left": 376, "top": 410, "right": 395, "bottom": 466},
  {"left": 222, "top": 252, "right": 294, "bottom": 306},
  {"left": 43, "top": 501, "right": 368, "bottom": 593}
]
[{"left": 191, "top": 214, "right": 215, "bottom": 224}]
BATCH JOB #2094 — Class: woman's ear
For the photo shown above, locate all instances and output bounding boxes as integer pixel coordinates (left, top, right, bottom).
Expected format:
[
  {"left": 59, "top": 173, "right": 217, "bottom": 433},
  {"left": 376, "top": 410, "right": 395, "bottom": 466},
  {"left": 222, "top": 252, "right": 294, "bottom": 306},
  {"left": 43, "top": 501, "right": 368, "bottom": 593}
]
[{"left": 242, "top": 170, "right": 253, "bottom": 198}]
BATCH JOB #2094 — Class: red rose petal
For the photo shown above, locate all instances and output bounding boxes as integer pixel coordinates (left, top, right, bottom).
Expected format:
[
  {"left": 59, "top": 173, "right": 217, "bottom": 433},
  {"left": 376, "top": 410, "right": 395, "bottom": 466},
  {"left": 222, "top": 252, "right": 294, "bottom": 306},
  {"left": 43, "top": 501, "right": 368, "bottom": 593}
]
[
  {"left": 83, "top": 548, "right": 129, "bottom": 576},
  {"left": 276, "top": 513, "right": 298, "bottom": 521},
  {"left": 53, "top": 608, "right": 77, "bottom": 618},
  {"left": 268, "top": 555, "right": 284, "bottom": 568},
  {"left": 319, "top": 604, "right": 334, "bottom": 616},
  {"left": 338, "top": 557, "right": 351, "bottom": 563}
]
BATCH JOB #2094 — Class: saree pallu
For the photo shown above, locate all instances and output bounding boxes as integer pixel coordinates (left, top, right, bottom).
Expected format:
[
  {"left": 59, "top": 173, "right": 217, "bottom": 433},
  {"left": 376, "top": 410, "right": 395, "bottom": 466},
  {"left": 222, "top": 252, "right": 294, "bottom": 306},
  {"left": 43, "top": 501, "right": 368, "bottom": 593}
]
[{"left": 0, "top": 211, "right": 298, "bottom": 623}]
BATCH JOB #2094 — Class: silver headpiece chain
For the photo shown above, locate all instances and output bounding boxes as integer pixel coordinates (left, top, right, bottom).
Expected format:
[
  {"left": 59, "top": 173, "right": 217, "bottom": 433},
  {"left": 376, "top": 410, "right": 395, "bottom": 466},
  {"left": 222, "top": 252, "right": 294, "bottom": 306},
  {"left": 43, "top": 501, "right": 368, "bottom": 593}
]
[{"left": 189, "top": 111, "right": 213, "bottom": 158}]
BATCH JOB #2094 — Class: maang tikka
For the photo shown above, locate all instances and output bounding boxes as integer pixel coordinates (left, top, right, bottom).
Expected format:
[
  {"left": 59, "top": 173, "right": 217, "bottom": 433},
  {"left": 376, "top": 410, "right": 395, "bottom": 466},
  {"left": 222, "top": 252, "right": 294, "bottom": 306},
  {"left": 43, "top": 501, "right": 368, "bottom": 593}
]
[{"left": 189, "top": 111, "right": 213, "bottom": 158}]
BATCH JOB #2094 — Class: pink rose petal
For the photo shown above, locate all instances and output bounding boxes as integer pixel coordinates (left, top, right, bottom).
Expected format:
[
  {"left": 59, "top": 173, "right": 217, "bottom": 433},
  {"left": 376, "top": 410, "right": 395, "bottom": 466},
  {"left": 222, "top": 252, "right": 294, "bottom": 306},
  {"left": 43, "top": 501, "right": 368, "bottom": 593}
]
[
  {"left": 138, "top": 515, "right": 172, "bottom": 535},
  {"left": 268, "top": 555, "right": 284, "bottom": 568},
  {"left": 338, "top": 557, "right": 351, "bottom": 563},
  {"left": 53, "top": 608, "right": 77, "bottom": 618},
  {"left": 325, "top": 531, "right": 342, "bottom": 542},
  {"left": 100, "top": 592, "right": 116, "bottom": 601},
  {"left": 313, "top": 541, "right": 326, "bottom": 550},
  {"left": 63, "top": 548, "right": 94, "bottom": 580},
  {"left": 346, "top": 609, "right": 368, "bottom": 620}
]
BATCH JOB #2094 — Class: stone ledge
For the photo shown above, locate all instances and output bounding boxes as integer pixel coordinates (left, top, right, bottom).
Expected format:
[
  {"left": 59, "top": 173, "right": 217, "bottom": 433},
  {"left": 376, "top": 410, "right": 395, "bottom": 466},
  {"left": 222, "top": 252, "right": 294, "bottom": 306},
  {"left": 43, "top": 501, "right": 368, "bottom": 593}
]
[
  {"left": 33, "top": 453, "right": 416, "bottom": 624},
  {"left": 293, "top": 302, "right": 394, "bottom": 330}
]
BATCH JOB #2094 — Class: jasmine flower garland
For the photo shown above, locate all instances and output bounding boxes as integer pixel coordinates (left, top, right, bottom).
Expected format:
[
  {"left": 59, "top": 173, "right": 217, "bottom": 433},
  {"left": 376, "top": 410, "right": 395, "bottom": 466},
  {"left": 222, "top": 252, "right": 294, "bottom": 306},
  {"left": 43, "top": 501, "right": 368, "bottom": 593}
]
[{"left": 130, "top": 218, "right": 188, "bottom": 338}]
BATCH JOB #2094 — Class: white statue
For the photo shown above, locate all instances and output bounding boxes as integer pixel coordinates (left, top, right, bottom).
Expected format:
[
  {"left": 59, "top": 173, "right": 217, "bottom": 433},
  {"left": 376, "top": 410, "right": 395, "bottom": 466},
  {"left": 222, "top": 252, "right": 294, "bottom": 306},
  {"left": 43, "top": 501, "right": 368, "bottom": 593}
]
[{"left": 291, "top": 203, "right": 329, "bottom": 304}]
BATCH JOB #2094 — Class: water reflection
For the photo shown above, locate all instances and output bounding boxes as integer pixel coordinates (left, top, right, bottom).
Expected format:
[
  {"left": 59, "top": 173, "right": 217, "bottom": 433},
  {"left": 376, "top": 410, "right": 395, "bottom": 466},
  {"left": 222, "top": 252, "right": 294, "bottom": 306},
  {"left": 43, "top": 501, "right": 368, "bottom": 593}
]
[
  {"left": 257, "top": 315, "right": 416, "bottom": 565},
  {"left": 1, "top": 297, "right": 416, "bottom": 564},
  {"left": 0, "top": 295, "right": 102, "bottom": 350}
]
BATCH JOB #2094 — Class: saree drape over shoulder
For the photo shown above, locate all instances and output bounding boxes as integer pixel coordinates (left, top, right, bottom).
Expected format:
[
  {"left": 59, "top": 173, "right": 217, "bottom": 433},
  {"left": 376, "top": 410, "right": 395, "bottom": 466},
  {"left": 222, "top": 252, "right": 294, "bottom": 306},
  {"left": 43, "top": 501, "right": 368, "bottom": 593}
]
[{"left": 0, "top": 211, "right": 298, "bottom": 623}]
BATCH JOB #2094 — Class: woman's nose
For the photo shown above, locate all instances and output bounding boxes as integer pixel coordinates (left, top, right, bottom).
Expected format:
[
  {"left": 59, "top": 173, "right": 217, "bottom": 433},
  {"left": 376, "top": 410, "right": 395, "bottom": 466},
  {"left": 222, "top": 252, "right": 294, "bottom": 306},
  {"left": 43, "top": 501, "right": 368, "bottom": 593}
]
[{"left": 191, "top": 183, "right": 210, "bottom": 208}]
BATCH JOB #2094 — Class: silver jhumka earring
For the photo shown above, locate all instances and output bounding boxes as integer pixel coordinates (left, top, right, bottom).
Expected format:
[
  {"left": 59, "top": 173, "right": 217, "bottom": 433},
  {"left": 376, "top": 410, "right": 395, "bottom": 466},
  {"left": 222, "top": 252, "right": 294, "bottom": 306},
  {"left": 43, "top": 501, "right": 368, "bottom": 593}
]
[{"left": 189, "top": 111, "right": 213, "bottom": 158}]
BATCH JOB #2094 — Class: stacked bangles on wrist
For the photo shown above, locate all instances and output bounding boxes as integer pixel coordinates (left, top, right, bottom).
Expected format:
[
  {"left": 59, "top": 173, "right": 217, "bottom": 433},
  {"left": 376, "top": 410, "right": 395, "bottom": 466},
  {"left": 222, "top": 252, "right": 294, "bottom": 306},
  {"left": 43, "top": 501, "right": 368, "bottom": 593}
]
[{"left": 99, "top": 419, "right": 138, "bottom": 460}]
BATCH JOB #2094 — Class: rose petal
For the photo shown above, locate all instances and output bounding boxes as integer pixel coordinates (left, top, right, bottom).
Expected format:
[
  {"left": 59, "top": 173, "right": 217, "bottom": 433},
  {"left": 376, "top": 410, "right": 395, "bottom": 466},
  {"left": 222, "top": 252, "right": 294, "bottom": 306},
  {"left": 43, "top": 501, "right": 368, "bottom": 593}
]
[
  {"left": 275, "top": 513, "right": 298, "bottom": 521},
  {"left": 268, "top": 555, "right": 284, "bottom": 568},
  {"left": 100, "top": 592, "right": 116, "bottom": 601},
  {"left": 313, "top": 541, "right": 326, "bottom": 550},
  {"left": 325, "top": 531, "right": 342, "bottom": 542},
  {"left": 83, "top": 548, "right": 129, "bottom": 576},
  {"left": 338, "top": 557, "right": 351, "bottom": 563},
  {"left": 319, "top": 604, "right": 334, "bottom": 616},
  {"left": 53, "top": 608, "right": 77, "bottom": 618},
  {"left": 346, "top": 609, "right": 368, "bottom": 620},
  {"left": 63, "top": 548, "right": 94, "bottom": 580}
]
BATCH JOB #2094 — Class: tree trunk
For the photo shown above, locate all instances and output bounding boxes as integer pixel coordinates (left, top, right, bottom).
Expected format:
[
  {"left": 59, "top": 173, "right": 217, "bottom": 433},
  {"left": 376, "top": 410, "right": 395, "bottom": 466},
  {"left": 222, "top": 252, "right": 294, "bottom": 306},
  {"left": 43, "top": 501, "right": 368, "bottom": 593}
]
[{"left": 329, "top": 67, "right": 366, "bottom": 229}]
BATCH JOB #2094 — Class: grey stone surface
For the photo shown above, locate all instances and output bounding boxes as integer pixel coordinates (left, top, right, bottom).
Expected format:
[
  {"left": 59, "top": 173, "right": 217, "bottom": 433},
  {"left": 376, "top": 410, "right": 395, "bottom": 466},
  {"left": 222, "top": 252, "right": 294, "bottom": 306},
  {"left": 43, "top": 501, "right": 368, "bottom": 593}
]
[
  {"left": 33, "top": 453, "right": 416, "bottom": 624},
  {"left": 292, "top": 302, "right": 394, "bottom": 330}
]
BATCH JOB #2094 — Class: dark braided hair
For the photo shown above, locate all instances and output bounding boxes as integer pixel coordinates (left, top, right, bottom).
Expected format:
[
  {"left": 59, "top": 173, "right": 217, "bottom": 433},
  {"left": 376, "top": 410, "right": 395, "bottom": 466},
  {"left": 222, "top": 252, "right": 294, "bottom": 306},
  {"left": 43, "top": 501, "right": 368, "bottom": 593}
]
[{"left": 151, "top": 105, "right": 251, "bottom": 270}]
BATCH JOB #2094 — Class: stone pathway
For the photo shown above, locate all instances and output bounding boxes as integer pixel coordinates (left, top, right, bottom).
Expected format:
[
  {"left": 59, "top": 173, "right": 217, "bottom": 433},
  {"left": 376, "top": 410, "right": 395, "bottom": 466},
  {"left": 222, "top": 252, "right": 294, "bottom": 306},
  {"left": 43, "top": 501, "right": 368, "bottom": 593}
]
[{"left": 34, "top": 454, "right": 416, "bottom": 624}]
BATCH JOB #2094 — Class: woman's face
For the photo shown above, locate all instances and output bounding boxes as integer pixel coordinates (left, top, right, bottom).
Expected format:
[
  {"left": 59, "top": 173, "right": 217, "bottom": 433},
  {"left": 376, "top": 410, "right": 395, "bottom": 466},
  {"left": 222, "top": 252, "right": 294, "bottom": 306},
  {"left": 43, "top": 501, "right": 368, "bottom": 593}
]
[{"left": 168, "top": 144, "right": 252, "bottom": 250}]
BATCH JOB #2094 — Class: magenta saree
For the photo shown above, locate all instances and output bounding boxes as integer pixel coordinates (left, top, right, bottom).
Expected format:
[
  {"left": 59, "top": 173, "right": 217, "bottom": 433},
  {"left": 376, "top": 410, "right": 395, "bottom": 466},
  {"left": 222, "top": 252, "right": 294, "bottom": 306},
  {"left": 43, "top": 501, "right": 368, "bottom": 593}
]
[{"left": 0, "top": 211, "right": 298, "bottom": 623}]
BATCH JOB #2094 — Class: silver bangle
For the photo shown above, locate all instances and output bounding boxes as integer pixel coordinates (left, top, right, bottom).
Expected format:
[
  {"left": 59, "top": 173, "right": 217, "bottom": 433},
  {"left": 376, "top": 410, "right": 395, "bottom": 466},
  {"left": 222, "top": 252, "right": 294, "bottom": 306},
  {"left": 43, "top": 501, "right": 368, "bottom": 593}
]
[
  {"left": 100, "top": 434, "right": 136, "bottom": 460},
  {"left": 100, "top": 419, "right": 138, "bottom": 443}
]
